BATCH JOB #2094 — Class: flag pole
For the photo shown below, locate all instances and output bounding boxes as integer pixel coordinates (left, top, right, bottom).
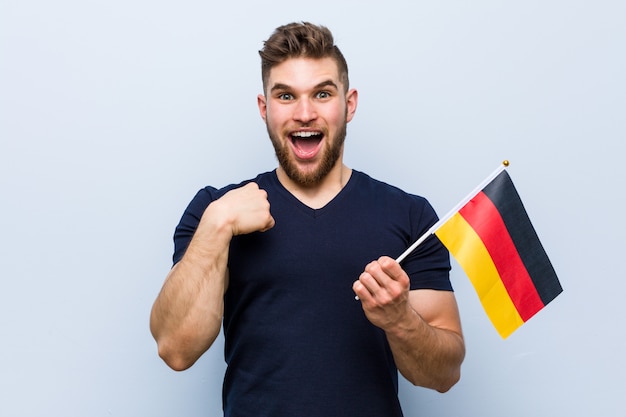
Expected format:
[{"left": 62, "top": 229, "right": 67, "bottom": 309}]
[{"left": 395, "top": 160, "right": 510, "bottom": 264}]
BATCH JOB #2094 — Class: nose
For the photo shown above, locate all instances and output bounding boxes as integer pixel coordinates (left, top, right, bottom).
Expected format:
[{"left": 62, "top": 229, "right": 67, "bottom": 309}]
[{"left": 293, "top": 98, "right": 317, "bottom": 123}]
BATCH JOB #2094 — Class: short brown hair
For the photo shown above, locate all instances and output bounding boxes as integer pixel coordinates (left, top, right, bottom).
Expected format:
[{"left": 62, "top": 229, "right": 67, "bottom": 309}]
[{"left": 259, "top": 22, "right": 349, "bottom": 93}]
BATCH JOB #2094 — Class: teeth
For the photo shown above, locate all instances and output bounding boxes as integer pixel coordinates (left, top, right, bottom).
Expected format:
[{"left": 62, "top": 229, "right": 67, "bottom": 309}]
[{"left": 292, "top": 131, "right": 321, "bottom": 138}]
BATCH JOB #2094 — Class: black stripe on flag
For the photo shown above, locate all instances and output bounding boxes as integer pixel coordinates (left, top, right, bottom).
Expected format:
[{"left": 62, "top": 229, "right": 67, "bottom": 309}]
[{"left": 482, "top": 171, "right": 563, "bottom": 305}]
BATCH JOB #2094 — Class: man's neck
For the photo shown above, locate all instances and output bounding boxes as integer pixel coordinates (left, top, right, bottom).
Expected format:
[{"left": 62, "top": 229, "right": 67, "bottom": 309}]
[{"left": 276, "top": 164, "right": 352, "bottom": 210}]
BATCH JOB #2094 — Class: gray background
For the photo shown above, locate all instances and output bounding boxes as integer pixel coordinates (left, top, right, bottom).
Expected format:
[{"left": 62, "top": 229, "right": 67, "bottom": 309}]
[{"left": 1, "top": 0, "right": 624, "bottom": 416}]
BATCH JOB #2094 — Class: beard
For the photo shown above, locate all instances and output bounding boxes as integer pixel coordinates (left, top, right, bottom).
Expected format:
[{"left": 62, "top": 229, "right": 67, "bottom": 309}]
[{"left": 267, "top": 120, "right": 347, "bottom": 187}]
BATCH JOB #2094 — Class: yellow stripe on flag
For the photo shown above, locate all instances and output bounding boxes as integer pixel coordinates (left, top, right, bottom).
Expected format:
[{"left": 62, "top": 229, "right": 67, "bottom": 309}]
[{"left": 435, "top": 213, "right": 524, "bottom": 338}]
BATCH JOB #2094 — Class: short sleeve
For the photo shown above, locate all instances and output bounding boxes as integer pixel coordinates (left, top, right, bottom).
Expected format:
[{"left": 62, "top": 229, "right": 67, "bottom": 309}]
[
  {"left": 402, "top": 197, "right": 453, "bottom": 291},
  {"left": 172, "top": 187, "right": 218, "bottom": 265}
]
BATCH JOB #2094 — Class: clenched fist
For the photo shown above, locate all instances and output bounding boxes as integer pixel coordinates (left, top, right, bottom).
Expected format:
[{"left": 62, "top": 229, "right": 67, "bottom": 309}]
[{"left": 203, "top": 182, "right": 275, "bottom": 237}]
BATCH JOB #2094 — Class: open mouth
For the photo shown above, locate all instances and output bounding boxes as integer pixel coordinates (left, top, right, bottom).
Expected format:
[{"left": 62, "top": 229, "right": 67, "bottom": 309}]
[{"left": 290, "top": 131, "right": 324, "bottom": 158}]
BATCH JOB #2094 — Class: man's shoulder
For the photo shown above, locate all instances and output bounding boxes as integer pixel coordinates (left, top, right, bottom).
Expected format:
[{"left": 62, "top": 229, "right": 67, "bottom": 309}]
[
  {"left": 196, "top": 171, "right": 276, "bottom": 200},
  {"left": 352, "top": 170, "right": 428, "bottom": 205}
]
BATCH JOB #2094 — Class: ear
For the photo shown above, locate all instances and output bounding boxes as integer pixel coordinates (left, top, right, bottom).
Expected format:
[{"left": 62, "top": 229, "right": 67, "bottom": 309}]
[
  {"left": 345, "top": 88, "right": 358, "bottom": 123},
  {"left": 257, "top": 94, "right": 268, "bottom": 122}
]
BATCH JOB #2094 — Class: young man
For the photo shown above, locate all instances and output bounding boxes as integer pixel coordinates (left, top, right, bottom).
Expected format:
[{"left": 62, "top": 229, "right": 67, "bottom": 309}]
[{"left": 150, "top": 22, "right": 465, "bottom": 417}]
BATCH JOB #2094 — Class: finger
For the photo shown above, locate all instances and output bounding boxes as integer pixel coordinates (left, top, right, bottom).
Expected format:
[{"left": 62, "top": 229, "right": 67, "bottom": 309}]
[
  {"left": 379, "top": 258, "right": 411, "bottom": 298},
  {"left": 261, "top": 215, "right": 276, "bottom": 232},
  {"left": 352, "top": 279, "right": 373, "bottom": 302},
  {"left": 359, "top": 270, "right": 379, "bottom": 291},
  {"left": 364, "top": 260, "right": 393, "bottom": 289},
  {"left": 352, "top": 280, "right": 363, "bottom": 300},
  {"left": 376, "top": 256, "right": 410, "bottom": 286}
]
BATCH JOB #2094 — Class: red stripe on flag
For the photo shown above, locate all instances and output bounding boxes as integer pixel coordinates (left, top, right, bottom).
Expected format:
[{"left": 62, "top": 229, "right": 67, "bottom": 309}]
[{"left": 459, "top": 191, "right": 545, "bottom": 321}]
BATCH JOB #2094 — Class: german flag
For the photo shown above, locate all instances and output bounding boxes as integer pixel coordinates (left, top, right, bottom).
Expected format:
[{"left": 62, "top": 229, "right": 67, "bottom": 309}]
[{"left": 434, "top": 169, "right": 562, "bottom": 338}]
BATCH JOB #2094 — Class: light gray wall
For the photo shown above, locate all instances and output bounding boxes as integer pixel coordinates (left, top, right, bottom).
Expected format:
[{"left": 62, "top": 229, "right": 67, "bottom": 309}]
[{"left": 1, "top": 1, "right": 624, "bottom": 416}]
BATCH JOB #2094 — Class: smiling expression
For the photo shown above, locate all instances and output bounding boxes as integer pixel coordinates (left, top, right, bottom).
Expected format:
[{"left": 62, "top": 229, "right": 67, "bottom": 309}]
[{"left": 258, "top": 57, "right": 358, "bottom": 187}]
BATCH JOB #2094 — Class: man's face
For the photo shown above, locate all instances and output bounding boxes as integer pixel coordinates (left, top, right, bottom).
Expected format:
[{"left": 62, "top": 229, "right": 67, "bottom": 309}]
[{"left": 258, "top": 57, "right": 357, "bottom": 187}]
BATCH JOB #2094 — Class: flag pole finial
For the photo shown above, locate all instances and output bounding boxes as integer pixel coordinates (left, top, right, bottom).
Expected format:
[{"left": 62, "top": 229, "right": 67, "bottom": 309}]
[{"left": 503, "top": 160, "right": 510, "bottom": 167}]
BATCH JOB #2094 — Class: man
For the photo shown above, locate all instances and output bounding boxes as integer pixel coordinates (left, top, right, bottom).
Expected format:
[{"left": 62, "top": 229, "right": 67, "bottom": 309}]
[{"left": 150, "top": 22, "right": 465, "bottom": 417}]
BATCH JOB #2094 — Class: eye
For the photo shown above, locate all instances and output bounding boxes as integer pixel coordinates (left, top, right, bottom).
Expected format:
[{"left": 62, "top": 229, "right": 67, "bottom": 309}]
[
  {"left": 277, "top": 93, "right": 294, "bottom": 101},
  {"left": 316, "top": 91, "right": 331, "bottom": 99}
]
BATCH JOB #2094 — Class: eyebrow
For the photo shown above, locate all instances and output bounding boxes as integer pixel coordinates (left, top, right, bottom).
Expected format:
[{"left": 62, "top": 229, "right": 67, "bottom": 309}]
[{"left": 270, "top": 80, "right": 339, "bottom": 93}]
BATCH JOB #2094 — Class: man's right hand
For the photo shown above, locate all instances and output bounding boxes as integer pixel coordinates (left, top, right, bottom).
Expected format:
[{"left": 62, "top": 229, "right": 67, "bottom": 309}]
[{"left": 204, "top": 182, "right": 275, "bottom": 237}]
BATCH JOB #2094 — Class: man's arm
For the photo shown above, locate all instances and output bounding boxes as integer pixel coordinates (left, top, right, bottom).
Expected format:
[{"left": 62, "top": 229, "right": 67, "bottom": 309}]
[
  {"left": 352, "top": 256, "right": 465, "bottom": 392},
  {"left": 150, "top": 183, "right": 275, "bottom": 371}
]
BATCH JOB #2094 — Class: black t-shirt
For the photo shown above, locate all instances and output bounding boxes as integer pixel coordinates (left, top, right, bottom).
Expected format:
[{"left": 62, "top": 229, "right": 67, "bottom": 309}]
[{"left": 173, "top": 170, "right": 452, "bottom": 417}]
